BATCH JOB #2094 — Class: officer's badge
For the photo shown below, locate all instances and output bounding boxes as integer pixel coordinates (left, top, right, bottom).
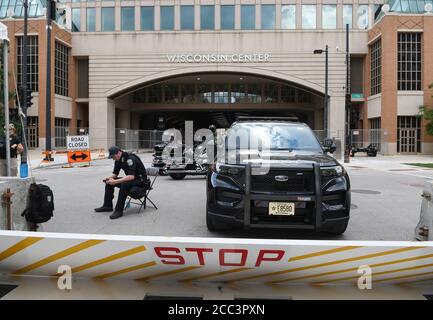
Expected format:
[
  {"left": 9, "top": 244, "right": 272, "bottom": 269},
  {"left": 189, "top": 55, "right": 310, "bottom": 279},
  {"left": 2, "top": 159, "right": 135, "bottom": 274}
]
[{"left": 127, "top": 159, "right": 133, "bottom": 166}]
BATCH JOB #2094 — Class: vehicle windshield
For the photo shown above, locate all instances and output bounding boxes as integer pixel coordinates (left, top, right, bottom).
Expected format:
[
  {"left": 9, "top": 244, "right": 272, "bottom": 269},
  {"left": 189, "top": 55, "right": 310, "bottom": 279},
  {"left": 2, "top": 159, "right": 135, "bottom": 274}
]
[{"left": 227, "top": 122, "right": 323, "bottom": 153}]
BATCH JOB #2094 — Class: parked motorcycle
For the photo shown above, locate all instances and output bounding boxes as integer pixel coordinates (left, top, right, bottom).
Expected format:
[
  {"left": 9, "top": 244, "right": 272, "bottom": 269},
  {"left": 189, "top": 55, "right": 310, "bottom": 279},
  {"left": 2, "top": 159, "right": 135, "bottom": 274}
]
[
  {"left": 152, "top": 141, "right": 212, "bottom": 180},
  {"left": 351, "top": 144, "right": 378, "bottom": 157}
]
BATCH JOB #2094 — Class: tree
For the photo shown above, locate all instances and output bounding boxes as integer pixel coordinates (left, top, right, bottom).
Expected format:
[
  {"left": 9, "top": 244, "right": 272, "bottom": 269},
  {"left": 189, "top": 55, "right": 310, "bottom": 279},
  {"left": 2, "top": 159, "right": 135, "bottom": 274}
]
[{"left": 419, "top": 83, "right": 433, "bottom": 137}]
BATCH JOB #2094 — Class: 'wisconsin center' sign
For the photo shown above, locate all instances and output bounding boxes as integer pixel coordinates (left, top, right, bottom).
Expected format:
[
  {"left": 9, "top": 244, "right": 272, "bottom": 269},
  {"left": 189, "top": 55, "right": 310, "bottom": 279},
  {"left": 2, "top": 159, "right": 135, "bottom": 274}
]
[{"left": 167, "top": 53, "right": 271, "bottom": 63}]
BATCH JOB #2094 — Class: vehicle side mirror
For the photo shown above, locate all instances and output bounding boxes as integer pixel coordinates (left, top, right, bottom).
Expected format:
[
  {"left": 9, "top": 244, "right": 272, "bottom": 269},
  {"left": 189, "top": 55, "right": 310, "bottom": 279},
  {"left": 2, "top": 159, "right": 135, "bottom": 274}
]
[{"left": 323, "top": 138, "right": 336, "bottom": 154}]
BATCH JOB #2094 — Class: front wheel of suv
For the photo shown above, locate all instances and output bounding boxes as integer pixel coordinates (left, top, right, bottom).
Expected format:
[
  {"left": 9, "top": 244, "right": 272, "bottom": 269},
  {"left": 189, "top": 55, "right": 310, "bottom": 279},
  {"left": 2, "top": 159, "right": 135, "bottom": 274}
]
[{"left": 324, "top": 220, "right": 349, "bottom": 235}]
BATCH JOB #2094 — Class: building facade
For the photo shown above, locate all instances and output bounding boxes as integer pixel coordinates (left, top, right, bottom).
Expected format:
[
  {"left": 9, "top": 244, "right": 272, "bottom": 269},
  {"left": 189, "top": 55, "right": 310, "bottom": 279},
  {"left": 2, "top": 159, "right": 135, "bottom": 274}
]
[{"left": 1, "top": 0, "right": 433, "bottom": 156}]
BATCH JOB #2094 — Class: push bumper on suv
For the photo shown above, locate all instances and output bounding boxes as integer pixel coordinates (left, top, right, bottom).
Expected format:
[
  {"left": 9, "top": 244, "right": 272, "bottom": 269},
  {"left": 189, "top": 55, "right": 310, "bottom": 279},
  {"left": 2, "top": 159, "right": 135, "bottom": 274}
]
[{"left": 207, "top": 163, "right": 350, "bottom": 232}]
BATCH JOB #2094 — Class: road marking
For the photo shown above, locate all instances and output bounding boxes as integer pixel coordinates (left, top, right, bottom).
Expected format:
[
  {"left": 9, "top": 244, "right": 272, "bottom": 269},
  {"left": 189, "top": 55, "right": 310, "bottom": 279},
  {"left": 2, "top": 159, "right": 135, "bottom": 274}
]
[
  {"left": 12, "top": 240, "right": 105, "bottom": 275},
  {"left": 52, "top": 245, "right": 146, "bottom": 276},
  {"left": 135, "top": 266, "right": 201, "bottom": 282},
  {"left": 95, "top": 261, "right": 157, "bottom": 280},
  {"left": 228, "top": 247, "right": 422, "bottom": 284},
  {"left": 180, "top": 268, "right": 254, "bottom": 283},
  {"left": 269, "top": 251, "right": 433, "bottom": 284},
  {"left": 0, "top": 237, "right": 44, "bottom": 262}
]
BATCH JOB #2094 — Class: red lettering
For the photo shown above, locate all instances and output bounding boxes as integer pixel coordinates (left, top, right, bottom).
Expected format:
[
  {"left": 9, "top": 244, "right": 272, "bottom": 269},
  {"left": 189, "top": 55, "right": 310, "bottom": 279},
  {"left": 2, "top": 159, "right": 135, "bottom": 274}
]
[
  {"left": 219, "top": 249, "right": 248, "bottom": 266},
  {"left": 154, "top": 247, "right": 185, "bottom": 265},
  {"left": 185, "top": 248, "right": 213, "bottom": 265},
  {"left": 255, "top": 250, "right": 285, "bottom": 267}
]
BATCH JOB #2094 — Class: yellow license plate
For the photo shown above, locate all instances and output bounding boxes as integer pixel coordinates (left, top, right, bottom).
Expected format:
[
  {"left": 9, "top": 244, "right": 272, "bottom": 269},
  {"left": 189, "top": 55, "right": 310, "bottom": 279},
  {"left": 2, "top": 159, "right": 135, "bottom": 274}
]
[{"left": 269, "top": 202, "right": 295, "bottom": 216}]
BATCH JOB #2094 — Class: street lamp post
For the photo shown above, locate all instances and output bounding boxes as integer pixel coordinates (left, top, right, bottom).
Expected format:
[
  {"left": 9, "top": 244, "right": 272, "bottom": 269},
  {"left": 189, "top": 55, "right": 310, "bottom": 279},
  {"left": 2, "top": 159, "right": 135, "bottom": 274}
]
[
  {"left": 314, "top": 45, "right": 329, "bottom": 139},
  {"left": 19, "top": 0, "right": 30, "bottom": 176}
]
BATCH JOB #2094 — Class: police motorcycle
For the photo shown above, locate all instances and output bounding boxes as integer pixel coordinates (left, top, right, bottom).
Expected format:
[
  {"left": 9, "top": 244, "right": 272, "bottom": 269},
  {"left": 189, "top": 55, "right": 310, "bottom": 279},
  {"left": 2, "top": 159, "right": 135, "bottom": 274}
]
[
  {"left": 152, "top": 141, "right": 168, "bottom": 175},
  {"left": 162, "top": 141, "right": 211, "bottom": 180}
]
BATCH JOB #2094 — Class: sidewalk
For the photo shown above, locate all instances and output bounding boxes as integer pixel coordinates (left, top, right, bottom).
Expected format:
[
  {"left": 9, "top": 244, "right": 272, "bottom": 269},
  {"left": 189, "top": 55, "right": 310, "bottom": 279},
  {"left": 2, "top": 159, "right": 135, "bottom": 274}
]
[
  {"left": 343, "top": 154, "right": 433, "bottom": 181},
  {"left": 27, "top": 149, "right": 153, "bottom": 170}
]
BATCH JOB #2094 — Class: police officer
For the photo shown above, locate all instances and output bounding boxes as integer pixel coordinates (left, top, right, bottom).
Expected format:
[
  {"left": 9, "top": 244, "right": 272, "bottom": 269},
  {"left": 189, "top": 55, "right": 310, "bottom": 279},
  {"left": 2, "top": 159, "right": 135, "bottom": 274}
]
[
  {"left": 0, "top": 124, "right": 24, "bottom": 176},
  {"left": 94, "top": 146, "right": 147, "bottom": 219}
]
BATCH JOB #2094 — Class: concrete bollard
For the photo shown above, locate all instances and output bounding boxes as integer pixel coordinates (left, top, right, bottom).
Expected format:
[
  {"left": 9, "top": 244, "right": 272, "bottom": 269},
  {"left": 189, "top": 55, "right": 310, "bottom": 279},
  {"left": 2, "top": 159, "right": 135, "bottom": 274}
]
[
  {"left": 415, "top": 180, "right": 433, "bottom": 241},
  {"left": 0, "top": 177, "right": 35, "bottom": 231}
]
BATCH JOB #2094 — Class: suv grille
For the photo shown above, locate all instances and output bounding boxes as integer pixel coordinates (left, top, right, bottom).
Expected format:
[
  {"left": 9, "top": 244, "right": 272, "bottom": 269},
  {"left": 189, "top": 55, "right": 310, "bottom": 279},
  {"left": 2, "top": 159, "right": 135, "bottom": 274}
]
[{"left": 251, "top": 169, "right": 314, "bottom": 193}]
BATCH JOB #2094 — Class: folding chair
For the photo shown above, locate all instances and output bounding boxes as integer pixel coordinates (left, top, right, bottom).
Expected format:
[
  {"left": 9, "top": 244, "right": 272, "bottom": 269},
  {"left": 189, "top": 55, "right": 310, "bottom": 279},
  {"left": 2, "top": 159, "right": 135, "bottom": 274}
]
[{"left": 125, "top": 167, "right": 159, "bottom": 213}]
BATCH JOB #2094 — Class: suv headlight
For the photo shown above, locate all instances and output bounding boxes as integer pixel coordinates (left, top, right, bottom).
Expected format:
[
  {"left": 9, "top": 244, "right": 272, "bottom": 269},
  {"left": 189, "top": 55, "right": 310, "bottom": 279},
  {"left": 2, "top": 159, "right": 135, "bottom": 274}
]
[
  {"left": 213, "top": 163, "right": 242, "bottom": 176},
  {"left": 321, "top": 165, "right": 344, "bottom": 184}
]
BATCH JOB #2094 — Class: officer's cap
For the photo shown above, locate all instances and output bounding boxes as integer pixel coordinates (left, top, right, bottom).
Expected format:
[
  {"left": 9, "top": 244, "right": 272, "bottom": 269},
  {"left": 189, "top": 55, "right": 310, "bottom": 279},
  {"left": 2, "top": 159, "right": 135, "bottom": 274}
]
[{"left": 108, "top": 146, "right": 122, "bottom": 159}]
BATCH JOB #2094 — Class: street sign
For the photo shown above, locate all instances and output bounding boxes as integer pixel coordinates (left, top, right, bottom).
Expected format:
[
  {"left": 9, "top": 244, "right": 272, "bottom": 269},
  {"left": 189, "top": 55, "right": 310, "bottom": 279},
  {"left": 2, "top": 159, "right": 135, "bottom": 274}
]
[
  {"left": 67, "top": 135, "right": 89, "bottom": 150},
  {"left": 67, "top": 150, "right": 91, "bottom": 163}
]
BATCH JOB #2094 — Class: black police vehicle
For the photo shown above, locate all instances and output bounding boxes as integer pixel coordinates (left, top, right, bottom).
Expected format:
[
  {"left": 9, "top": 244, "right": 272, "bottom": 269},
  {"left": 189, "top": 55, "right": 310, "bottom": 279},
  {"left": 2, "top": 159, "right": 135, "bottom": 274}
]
[{"left": 206, "top": 117, "right": 351, "bottom": 235}]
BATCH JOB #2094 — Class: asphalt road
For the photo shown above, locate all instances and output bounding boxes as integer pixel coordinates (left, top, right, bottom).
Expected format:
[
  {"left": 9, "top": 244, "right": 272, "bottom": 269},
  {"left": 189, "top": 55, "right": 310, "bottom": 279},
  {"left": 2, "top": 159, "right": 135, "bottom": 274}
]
[{"left": 34, "top": 153, "right": 430, "bottom": 241}]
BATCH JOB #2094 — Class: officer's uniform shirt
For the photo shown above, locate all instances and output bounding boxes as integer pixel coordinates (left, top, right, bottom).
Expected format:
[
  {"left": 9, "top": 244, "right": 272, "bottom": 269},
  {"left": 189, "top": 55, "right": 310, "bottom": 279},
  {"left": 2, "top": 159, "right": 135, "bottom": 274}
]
[
  {"left": 10, "top": 135, "right": 21, "bottom": 158},
  {"left": 112, "top": 152, "right": 140, "bottom": 179}
]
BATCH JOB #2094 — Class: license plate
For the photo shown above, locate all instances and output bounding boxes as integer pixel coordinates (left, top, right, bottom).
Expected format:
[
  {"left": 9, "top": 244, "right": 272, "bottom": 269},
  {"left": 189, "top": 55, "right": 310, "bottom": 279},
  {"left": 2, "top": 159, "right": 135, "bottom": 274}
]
[{"left": 269, "top": 202, "right": 295, "bottom": 216}]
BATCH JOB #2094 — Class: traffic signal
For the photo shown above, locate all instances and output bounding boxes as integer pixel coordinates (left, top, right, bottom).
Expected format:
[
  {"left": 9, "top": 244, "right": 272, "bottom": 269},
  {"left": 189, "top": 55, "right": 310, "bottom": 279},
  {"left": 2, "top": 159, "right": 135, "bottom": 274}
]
[
  {"left": 26, "top": 90, "right": 33, "bottom": 109},
  {"left": 49, "top": 0, "right": 57, "bottom": 21}
]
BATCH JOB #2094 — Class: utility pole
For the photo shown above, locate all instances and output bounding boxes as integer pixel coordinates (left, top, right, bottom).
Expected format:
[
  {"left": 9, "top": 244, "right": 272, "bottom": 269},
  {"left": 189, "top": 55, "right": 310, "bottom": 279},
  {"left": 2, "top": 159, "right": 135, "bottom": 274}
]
[{"left": 44, "top": 0, "right": 54, "bottom": 161}]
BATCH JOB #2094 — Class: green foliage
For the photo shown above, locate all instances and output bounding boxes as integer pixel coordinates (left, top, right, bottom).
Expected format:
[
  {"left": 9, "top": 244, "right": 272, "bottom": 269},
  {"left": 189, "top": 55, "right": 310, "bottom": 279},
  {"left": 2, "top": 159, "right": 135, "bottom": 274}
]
[{"left": 419, "top": 83, "right": 433, "bottom": 137}]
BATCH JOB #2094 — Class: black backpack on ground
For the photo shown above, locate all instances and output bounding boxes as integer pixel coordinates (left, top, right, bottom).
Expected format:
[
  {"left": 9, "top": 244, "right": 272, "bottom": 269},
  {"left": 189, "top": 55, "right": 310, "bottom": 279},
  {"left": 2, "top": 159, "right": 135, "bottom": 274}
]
[{"left": 22, "top": 183, "right": 54, "bottom": 224}]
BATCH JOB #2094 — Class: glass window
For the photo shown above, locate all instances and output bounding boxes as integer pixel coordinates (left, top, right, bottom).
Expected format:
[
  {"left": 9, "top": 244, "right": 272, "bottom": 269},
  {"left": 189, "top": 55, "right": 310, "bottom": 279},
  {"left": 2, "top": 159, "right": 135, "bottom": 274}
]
[
  {"left": 231, "top": 84, "right": 246, "bottom": 103},
  {"left": 246, "top": 84, "right": 262, "bottom": 103},
  {"left": 181, "top": 84, "right": 195, "bottom": 103},
  {"left": 16, "top": 36, "right": 39, "bottom": 92},
  {"left": 180, "top": 5, "right": 194, "bottom": 30},
  {"left": 281, "top": 86, "right": 295, "bottom": 103},
  {"left": 261, "top": 5, "right": 275, "bottom": 30},
  {"left": 214, "top": 85, "right": 229, "bottom": 103},
  {"left": 55, "top": 41, "right": 70, "bottom": 97},
  {"left": 87, "top": 8, "right": 96, "bottom": 32},
  {"left": 221, "top": 5, "right": 235, "bottom": 30},
  {"left": 302, "top": 5, "right": 316, "bottom": 29},
  {"left": 398, "top": 33, "right": 422, "bottom": 91},
  {"left": 370, "top": 38, "right": 382, "bottom": 95},
  {"left": 198, "top": 84, "right": 213, "bottom": 103},
  {"left": 343, "top": 5, "right": 352, "bottom": 29},
  {"left": 281, "top": 5, "right": 296, "bottom": 29},
  {"left": 141, "top": 6, "right": 154, "bottom": 30},
  {"left": 241, "top": 5, "right": 255, "bottom": 30},
  {"left": 148, "top": 85, "right": 163, "bottom": 103},
  {"left": 161, "top": 6, "right": 174, "bottom": 30},
  {"left": 201, "top": 5, "right": 215, "bottom": 30},
  {"left": 357, "top": 5, "right": 369, "bottom": 29},
  {"left": 322, "top": 5, "right": 336, "bottom": 29},
  {"left": 164, "top": 85, "right": 179, "bottom": 103},
  {"left": 121, "top": 7, "right": 135, "bottom": 31},
  {"left": 264, "top": 84, "right": 279, "bottom": 103},
  {"left": 71, "top": 8, "right": 80, "bottom": 32},
  {"left": 101, "top": 7, "right": 115, "bottom": 32}
]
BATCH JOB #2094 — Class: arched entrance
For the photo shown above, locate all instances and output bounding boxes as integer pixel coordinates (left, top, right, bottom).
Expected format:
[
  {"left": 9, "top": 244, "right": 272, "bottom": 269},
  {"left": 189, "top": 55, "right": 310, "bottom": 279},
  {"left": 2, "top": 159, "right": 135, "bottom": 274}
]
[{"left": 111, "top": 72, "right": 325, "bottom": 133}]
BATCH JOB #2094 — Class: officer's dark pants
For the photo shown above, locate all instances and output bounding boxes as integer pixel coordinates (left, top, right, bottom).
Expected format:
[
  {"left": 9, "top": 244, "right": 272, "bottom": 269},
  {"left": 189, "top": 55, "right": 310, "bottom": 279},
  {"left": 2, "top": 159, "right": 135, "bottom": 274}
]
[{"left": 103, "top": 179, "right": 142, "bottom": 212}]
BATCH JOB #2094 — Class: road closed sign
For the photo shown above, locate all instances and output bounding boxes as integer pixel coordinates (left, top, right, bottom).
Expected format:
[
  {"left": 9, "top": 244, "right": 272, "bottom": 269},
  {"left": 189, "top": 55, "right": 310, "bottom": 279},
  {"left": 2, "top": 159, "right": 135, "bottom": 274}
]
[
  {"left": 67, "top": 135, "right": 89, "bottom": 150},
  {"left": 68, "top": 150, "right": 91, "bottom": 163}
]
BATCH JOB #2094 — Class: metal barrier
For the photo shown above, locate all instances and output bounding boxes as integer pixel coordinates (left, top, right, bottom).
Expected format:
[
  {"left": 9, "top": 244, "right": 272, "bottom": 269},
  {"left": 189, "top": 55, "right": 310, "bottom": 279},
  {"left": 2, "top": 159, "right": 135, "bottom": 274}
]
[
  {"left": 0, "top": 230, "right": 433, "bottom": 300},
  {"left": 115, "top": 129, "right": 164, "bottom": 151}
]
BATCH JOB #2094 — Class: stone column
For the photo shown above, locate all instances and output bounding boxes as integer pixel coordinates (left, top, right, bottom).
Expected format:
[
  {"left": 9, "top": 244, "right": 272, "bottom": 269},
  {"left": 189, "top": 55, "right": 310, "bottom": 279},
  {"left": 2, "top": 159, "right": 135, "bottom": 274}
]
[{"left": 89, "top": 97, "right": 116, "bottom": 150}]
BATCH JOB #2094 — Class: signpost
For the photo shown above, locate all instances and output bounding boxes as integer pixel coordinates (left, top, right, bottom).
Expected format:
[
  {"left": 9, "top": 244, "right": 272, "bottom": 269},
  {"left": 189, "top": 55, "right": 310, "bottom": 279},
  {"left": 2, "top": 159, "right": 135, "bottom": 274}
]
[{"left": 66, "top": 135, "right": 91, "bottom": 166}]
